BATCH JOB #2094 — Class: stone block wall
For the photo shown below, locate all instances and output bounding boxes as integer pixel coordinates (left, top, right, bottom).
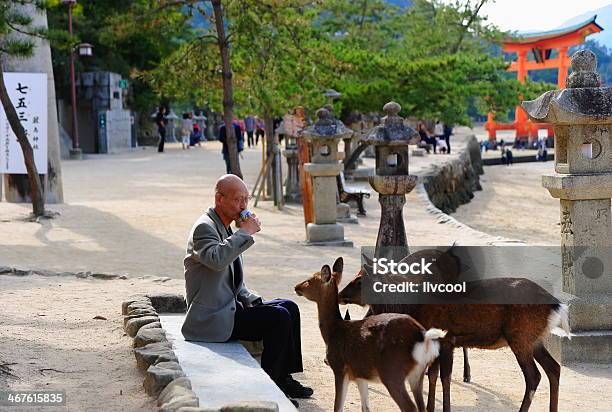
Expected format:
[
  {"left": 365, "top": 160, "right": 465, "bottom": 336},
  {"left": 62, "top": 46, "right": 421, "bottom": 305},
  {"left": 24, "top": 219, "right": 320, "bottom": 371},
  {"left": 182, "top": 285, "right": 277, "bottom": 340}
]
[{"left": 420, "top": 136, "right": 484, "bottom": 214}]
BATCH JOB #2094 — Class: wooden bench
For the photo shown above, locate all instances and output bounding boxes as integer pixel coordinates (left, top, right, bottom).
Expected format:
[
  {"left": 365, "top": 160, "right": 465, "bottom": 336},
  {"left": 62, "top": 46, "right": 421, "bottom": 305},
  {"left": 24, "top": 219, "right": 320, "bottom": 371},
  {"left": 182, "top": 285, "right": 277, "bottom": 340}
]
[
  {"left": 337, "top": 171, "right": 370, "bottom": 216},
  {"left": 159, "top": 314, "right": 297, "bottom": 411}
]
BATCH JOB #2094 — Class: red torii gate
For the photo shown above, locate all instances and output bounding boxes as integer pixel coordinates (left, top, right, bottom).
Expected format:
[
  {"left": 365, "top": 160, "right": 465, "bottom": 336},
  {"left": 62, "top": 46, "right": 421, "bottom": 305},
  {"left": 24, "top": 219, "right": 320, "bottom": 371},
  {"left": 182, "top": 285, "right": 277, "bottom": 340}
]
[{"left": 485, "top": 16, "right": 603, "bottom": 142}]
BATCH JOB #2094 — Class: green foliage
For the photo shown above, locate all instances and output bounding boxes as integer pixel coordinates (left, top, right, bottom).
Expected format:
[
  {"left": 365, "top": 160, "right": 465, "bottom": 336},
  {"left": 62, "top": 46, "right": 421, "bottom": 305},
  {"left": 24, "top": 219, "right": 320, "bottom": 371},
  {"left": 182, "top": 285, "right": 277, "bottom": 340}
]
[
  {"left": 138, "top": 0, "right": 335, "bottom": 119},
  {"left": 227, "top": 0, "right": 335, "bottom": 117},
  {"left": 313, "top": 0, "right": 552, "bottom": 126},
  {"left": 0, "top": 0, "right": 48, "bottom": 58},
  {"left": 85, "top": 0, "right": 557, "bottom": 126},
  {"left": 46, "top": 0, "right": 191, "bottom": 113}
]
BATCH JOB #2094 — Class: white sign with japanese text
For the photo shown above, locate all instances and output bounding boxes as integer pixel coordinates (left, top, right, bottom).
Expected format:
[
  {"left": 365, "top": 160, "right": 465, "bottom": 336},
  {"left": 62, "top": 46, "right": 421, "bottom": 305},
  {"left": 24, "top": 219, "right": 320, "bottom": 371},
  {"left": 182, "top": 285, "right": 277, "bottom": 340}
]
[{"left": 0, "top": 72, "right": 47, "bottom": 174}]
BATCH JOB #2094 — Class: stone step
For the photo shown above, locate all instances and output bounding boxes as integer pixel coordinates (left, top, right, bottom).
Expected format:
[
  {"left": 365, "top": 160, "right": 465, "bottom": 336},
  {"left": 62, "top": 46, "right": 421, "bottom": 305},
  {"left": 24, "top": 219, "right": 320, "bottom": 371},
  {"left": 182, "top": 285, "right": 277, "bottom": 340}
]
[{"left": 159, "top": 314, "right": 297, "bottom": 412}]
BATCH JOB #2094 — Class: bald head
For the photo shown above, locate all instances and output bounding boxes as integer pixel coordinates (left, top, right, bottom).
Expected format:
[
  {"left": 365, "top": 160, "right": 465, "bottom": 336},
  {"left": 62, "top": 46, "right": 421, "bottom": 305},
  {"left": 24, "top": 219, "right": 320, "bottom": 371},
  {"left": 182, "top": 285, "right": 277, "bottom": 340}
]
[
  {"left": 215, "top": 174, "right": 247, "bottom": 195},
  {"left": 214, "top": 175, "right": 250, "bottom": 225}
]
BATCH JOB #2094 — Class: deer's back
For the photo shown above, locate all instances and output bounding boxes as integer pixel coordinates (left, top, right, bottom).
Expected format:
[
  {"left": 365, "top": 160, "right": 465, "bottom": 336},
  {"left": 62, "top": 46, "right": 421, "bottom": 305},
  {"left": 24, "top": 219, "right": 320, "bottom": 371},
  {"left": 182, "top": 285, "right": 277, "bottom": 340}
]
[{"left": 326, "top": 313, "right": 425, "bottom": 381}]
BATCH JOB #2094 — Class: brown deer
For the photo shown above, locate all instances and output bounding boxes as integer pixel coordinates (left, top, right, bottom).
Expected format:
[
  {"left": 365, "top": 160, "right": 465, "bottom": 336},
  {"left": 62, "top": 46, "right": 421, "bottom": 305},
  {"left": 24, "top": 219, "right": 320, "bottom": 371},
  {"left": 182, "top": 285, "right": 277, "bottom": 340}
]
[
  {"left": 295, "top": 257, "right": 447, "bottom": 412},
  {"left": 338, "top": 253, "right": 570, "bottom": 412}
]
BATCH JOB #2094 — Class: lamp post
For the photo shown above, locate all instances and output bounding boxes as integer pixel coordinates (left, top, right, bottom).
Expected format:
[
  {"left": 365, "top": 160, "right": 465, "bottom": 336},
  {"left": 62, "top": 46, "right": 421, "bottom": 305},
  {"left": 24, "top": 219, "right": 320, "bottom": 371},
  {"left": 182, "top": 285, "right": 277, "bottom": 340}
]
[{"left": 62, "top": 0, "right": 93, "bottom": 159}]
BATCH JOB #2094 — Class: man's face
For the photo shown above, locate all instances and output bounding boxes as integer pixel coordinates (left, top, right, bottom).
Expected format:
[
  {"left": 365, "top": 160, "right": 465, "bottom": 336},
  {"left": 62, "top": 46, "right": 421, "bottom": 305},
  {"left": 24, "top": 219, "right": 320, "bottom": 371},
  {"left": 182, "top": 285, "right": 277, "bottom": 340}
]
[{"left": 217, "top": 185, "right": 250, "bottom": 221}]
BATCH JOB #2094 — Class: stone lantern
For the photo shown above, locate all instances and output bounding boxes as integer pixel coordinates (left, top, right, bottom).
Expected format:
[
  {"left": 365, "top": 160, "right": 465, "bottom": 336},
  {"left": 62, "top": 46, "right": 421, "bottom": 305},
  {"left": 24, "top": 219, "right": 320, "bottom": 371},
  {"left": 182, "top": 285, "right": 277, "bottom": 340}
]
[
  {"left": 300, "top": 108, "right": 353, "bottom": 246},
  {"left": 282, "top": 107, "right": 306, "bottom": 203},
  {"left": 362, "top": 102, "right": 419, "bottom": 258},
  {"left": 522, "top": 49, "right": 612, "bottom": 363}
]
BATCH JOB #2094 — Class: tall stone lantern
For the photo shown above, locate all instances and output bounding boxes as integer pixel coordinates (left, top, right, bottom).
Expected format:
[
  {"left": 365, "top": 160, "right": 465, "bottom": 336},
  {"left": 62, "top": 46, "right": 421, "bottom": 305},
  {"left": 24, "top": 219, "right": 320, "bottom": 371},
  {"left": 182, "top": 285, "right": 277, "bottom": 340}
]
[
  {"left": 362, "top": 102, "right": 419, "bottom": 258},
  {"left": 300, "top": 108, "right": 353, "bottom": 246},
  {"left": 522, "top": 49, "right": 612, "bottom": 363}
]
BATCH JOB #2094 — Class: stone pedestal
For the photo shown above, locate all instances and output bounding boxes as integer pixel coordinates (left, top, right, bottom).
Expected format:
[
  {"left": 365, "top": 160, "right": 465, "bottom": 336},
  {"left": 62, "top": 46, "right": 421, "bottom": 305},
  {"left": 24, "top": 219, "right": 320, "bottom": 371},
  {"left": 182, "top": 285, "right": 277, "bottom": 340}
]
[
  {"left": 282, "top": 147, "right": 300, "bottom": 203},
  {"left": 69, "top": 147, "right": 83, "bottom": 160},
  {"left": 369, "top": 175, "right": 418, "bottom": 259},
  {"left": 336, "top": 202, "right": 358, "bottom": 224},
  {"left": 360, "top": 102, "right": 419, "bottom": 260},
  {"left": 304, "top": 163, "right": 353, "bottom": 246},
  {"left": 522, "top": 49, "right": 612, "bottom": 363},
  {"left": 299, "top": 108, "right": 354, "bottom": 247}
]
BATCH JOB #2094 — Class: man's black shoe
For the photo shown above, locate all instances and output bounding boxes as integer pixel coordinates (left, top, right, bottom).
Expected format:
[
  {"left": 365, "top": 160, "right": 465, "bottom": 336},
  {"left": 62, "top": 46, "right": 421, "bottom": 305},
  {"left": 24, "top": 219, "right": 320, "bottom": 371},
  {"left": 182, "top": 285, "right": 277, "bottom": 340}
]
[
  {"left": 282, "top": 375, "right": 314, "bottom": 399},
  {"left": 288, "top": 397, "right": 299, "bottom": 408}
]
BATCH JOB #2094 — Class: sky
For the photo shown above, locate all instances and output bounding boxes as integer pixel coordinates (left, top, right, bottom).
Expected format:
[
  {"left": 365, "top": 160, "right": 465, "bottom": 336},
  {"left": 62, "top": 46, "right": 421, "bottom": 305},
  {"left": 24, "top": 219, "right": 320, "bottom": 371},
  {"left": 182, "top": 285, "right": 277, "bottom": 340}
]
[{"left": 472, "top": 0, "right": 612, "bottom": 32}]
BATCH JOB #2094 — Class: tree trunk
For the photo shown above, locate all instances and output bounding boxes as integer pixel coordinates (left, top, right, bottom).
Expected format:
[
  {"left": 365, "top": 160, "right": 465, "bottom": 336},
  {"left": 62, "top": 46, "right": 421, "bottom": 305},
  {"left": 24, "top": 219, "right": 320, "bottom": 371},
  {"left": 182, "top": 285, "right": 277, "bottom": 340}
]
[
  {"left": 3, "top": 3, "right": 63, "bottom": 204},
  {"left": 0, "top": 63, "right": 45, "bottom": 216},
  {"left": 211, "top": 0, "right": 242, "bottom": 178}
]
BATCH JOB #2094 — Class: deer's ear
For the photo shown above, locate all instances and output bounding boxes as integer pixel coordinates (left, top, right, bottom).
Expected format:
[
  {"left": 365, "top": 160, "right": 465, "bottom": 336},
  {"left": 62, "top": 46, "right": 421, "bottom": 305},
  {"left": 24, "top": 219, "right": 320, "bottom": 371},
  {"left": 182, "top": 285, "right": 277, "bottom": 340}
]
[
  {"left": 332, "top": 257, "right": 343, "bottom": 274},
  {"left": 333, "top": 270, "right": 343, "bottom": 286},
  {"left": 320, "top": 265, "right": 332, "bottom": 282}
]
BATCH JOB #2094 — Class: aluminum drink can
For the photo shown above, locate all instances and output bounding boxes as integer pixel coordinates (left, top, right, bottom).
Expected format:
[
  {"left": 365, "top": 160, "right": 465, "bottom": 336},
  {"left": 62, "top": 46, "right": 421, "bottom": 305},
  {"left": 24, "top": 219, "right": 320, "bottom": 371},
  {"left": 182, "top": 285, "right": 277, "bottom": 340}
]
[{"left": 240, "top": 209, "right": 253, "bottom": 221}]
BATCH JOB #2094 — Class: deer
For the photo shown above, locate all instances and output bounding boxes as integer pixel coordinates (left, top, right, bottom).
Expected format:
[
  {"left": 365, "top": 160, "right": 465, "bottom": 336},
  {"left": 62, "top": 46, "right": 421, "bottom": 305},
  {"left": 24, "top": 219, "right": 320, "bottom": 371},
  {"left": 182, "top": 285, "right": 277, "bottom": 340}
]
[
  {"left": 338, "top": 248, "right": 570, "bottom": 412},
  {"left": 295, "top": 257, "right": 447, "bottom": 412}
]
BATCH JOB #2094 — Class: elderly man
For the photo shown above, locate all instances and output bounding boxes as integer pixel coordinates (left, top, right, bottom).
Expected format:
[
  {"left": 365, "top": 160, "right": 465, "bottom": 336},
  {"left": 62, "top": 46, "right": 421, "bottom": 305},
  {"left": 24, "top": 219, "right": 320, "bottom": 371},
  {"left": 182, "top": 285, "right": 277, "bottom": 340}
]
[{"left": 181, "top": 174, "right": 312, "bottom": 404}]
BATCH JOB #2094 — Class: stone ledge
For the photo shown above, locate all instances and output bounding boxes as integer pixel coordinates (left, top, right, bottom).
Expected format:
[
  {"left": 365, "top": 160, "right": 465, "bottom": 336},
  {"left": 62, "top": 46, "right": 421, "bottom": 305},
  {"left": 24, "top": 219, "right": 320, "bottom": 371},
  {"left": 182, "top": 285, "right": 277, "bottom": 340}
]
[
  {"left": 121, "top": 293, "right": 293, "bottom": 411},
  {"left": 0, "top": 266, "right": 129, "bottom": 279},
  {"left": 545, "top": 328, "right": 612, "bottom": 363},
  {"left": 420, "top": 135, "right": 483, "bottom": 214},
  {"left": 159, "top": 314, "right": 295, "bottom": 411}
]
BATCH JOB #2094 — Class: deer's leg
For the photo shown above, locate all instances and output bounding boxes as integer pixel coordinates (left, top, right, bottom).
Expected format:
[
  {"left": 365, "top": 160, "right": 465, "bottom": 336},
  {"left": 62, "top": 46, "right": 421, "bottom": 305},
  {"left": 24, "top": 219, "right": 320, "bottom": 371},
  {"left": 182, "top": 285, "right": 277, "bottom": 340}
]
[
  {"left": 408, "top": 366, "right": 426, "bottom": 412},
  {"left": 333, "top": 372, "right": 349, "bottom": 412},
  {"left": 381, "top": 374, "right": 417, "bottom": 412},
  {"left": 533, "top": 343, "right": 560, "bottom": 412},
  {"left": 512, "top": 349, "right": 541, "bottom": 412},
  {"left": 439, "top": 344, "right": 454, "bottom": 412},
  {"left": 356, "top": 379, "right": 371, "bottom": 412},
  {"left": 426, "top": 359, "right": 439, "bottom": 412},
  {"left": 462, "top": 347, "right": 471, "bottom": 383}
]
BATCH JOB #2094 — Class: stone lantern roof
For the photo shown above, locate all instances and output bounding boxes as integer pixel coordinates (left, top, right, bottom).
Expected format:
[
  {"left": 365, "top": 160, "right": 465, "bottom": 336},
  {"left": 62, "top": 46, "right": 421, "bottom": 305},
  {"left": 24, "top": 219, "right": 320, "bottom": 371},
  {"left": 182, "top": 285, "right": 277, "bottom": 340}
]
[
  {"left": 522, "top": 50, "right": 612, "bottom": 125},
  {"left": 299, "top": 108, "right": 353, "bottom": 140},
  {"left": 362, "top": 102, "right": 418, "bottom": 145}
]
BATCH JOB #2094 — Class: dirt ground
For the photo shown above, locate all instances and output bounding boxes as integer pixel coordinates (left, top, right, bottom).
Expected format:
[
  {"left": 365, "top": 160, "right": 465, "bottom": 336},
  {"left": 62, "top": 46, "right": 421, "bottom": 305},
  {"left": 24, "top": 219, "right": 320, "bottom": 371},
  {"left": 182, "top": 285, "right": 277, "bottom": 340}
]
[
  {"left": 451, "top": 162, "right": 561, "bottom": 245},
  {"left": 1, "top": 134, "right": 610, "bottom": 411}
]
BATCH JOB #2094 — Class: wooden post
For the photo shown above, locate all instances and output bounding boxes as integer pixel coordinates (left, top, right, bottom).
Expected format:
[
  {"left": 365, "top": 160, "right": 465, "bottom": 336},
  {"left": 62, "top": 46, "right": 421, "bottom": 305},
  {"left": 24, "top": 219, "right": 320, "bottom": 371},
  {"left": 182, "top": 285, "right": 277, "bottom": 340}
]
[
  {"left": 557, "top": 46, "right": 569, "bottom": 89},
  {"left": 298, "top": 136, "right": 313, "bottom": 226}
]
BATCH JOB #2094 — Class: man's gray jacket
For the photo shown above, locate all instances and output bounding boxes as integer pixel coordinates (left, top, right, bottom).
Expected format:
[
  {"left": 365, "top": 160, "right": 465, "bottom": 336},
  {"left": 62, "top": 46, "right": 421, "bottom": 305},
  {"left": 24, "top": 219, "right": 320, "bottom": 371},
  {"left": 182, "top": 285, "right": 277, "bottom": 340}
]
[{"left": 181, "top": 207, "right": 261, "bottom": 342}]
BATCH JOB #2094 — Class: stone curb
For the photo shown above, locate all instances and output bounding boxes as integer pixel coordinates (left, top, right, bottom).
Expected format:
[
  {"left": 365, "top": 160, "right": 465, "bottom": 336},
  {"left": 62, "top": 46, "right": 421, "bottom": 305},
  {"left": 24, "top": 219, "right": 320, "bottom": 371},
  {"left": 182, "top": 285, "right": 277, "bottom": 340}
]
[
  {"left": 0, "top": 266, "right": 129, "bottom": 279},
  {"left": 415, "top": 135, "right": 525, "bottom": 246},
  {"left": 122, "top": 293, "right": 197, "bottom": 407},
  {"left": 122, "top": 293, "right": 276, "bottom": 412}
]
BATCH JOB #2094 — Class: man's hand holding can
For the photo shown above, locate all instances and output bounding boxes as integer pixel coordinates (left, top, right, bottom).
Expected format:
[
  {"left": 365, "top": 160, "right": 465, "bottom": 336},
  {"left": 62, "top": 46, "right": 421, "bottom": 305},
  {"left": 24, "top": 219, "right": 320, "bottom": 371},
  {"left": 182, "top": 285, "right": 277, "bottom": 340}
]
[{"left": 238, "top": 209, "right": 261, "bottom": 235}]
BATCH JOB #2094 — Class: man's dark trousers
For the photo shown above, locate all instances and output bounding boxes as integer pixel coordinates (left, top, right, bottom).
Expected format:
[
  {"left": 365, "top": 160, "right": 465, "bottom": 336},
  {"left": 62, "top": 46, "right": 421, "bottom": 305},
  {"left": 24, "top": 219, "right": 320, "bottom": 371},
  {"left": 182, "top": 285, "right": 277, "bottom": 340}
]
[
  {"left": 229, "top": 299, "right": 303, "bottom": 383},
  {"left": 158, "top": 127, "right": 166, "bottom": 152}
]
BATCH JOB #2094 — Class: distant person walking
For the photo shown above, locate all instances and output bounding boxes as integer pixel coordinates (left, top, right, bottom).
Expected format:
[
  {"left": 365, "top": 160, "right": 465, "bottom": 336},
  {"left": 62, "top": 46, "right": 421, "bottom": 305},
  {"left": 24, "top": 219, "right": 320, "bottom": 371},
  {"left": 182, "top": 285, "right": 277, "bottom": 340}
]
[
  {"left": 219, "top": 121, "right": 244, "bottom": 174},
  {"left": 255, "top": 118, "right": 265, "bottom": 146},
  {"left": 181, "top": 112, "right": 193, "bottom": 150},
  {"left": 155, "top": 106, "right": 168, "bottom": 153},
  {"left": 434, "top": 120, "right": 444, "bottom": 139},
  {"left": 244, "top": 115, "right": 255, "bottom": 148},
  {"left": 502, "top": 147, "right": 513, "bottom": 166},
  {"left": 443, "top": 123, "right": 453, "bottom": 154}
]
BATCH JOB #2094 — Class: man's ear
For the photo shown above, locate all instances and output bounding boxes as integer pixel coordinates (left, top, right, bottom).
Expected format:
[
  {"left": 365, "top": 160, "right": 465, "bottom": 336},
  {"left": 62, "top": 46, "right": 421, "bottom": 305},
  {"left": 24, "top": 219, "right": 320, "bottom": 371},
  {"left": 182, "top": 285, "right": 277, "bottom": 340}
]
[{"left": 320, "top": 265, "right": 332, "bottom": 283}]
